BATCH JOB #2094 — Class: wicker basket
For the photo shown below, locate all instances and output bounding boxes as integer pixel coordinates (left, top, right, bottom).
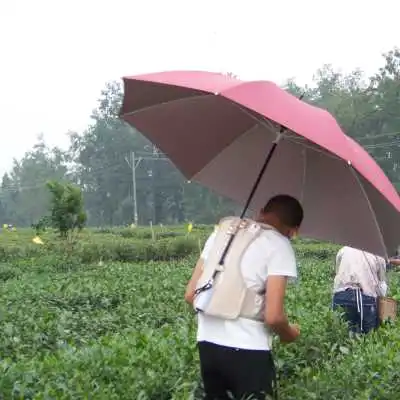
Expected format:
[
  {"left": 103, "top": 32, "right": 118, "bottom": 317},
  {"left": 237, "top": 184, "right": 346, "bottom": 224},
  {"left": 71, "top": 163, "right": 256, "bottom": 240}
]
[{"left": 378, "top": 297, "right": 397, "bottom": 322}]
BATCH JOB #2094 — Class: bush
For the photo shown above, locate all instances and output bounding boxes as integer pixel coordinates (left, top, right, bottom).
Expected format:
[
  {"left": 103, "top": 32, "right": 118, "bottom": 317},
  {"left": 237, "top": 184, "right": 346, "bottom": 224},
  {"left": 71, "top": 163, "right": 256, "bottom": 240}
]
[
  {"left": 294, "top": 242, "right": 339, "bottom": 261},
  {"left": 0, "top": 263, "right": 20, "bottom": 281},
  {"left": 78, "top": 237, "right": 199, "bottom": 264},
  {"left": 0, "top": 242, "right": 45, "bottom": 262},
  {"left": 0, "top": 227, "right": 205, "bottom": 266}
]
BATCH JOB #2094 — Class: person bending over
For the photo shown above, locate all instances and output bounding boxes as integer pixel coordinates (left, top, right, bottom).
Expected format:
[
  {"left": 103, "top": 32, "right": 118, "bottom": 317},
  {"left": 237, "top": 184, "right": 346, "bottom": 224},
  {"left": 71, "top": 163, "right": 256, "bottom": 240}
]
[{"left": 332, "top": 246, "right": 387, "bottom": 334}]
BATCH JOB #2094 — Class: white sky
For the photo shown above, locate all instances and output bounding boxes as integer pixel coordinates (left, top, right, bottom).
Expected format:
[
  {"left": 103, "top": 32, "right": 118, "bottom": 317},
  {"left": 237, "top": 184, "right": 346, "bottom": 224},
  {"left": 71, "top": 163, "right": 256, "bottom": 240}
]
[{"left": 0, "top": 0, "right": 399, "bottom": 176}]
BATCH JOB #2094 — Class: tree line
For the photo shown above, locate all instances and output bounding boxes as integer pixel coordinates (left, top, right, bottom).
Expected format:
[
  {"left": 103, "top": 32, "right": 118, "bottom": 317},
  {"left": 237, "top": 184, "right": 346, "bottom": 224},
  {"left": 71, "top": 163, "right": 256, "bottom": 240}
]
[{"left": 1, "top": 49, "right": 399, "bottom": 227}]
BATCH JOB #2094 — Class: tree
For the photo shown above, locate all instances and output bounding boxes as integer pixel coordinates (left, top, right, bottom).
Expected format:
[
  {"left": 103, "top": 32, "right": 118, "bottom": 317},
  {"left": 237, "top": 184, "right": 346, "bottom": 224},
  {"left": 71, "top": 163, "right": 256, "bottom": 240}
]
[
  {"left": 0, "top": 136, "right": 69, "bottom": 226},
  {"left": 45, "top": 180, "right": 87, "bottom": 240}
]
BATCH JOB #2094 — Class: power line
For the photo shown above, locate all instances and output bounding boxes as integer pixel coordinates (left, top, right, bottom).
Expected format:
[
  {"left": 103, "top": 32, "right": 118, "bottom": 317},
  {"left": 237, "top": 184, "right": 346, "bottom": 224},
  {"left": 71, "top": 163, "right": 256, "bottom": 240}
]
[
  {"left": 357, "top": 131, "right": 400, "bottom": 142},
  {"left": 0, "top": 157, "right": 175, "bottom": 194},
  {"left": 363, "top": 140, "right": 400, "bottom": 149}
]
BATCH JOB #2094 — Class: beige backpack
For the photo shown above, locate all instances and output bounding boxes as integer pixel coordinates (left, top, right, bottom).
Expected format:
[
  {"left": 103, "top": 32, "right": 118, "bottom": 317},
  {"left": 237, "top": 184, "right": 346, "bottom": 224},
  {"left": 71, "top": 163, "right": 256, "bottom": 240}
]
[{"left": 194, "top": 216, "right": 273, "bottom": 321}]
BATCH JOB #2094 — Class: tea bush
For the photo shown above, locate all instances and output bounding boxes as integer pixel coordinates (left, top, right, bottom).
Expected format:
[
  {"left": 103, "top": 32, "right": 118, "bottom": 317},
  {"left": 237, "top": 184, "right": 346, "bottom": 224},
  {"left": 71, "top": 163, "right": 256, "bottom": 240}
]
[
  {"left": 0, "top": 226, "right": 399, "bottom": 399},
  {"left": 0, "top": 227, "right": 205, "bottom": 265}
]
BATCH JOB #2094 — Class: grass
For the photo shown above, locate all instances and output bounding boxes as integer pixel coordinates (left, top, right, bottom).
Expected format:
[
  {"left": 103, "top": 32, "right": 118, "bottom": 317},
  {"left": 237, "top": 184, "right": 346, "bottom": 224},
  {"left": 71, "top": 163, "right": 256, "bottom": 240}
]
[{"left": 0, "top": 226, "right": 399, "bottom": 399}]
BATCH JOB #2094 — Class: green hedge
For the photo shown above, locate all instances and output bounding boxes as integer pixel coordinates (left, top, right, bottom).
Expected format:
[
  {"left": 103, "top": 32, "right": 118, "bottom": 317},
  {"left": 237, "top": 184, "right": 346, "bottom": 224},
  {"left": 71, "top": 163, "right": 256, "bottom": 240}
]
[{"left": 0, "top": 227, "right": 339, "bottom": 267}]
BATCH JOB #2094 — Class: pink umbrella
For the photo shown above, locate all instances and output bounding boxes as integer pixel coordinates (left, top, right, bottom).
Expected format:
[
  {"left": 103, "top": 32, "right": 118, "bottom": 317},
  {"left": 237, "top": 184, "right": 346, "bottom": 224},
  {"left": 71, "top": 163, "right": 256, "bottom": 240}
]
[{"left": 120, "top": 71, "right": 400, "bottom": 257}]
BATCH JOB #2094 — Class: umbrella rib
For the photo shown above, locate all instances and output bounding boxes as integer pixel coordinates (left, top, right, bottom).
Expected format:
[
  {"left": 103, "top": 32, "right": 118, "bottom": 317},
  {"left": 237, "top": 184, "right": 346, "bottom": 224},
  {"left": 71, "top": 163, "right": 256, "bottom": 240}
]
[
  {"left": 284, "top": 136, "right": 343, "bottom": 162},
  {"left": 349, "top": 166, "right": 388, "bottom": 258},
  {"left": 227, "top": 101, "right": 290, "bottom": 140},
  {"left": 223, "top": 99, "right": 347, "bottom": 168},
  {"left": 299, "top": 147, "right": 307, "bottom": 204},
  {"left": 121, "top": 94, "right": 213, "bottom": 117}
]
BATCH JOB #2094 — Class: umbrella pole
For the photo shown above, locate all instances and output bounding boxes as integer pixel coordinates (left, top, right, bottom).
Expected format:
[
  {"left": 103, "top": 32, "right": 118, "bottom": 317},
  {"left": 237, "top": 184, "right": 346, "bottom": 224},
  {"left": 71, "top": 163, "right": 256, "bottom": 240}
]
[
  {"left": 217, "top": 92, "right": 306, "bottom": 266},
  {"left": 218, "top": 128, "right": 284, "bottom": 265}
]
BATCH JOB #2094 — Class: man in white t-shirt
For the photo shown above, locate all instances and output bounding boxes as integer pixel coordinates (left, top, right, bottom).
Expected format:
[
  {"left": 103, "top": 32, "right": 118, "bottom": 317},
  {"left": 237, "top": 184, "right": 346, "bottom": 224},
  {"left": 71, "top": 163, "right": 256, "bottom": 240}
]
[{"left": 185, "top": 195, "right": 304, "bottom": 400}]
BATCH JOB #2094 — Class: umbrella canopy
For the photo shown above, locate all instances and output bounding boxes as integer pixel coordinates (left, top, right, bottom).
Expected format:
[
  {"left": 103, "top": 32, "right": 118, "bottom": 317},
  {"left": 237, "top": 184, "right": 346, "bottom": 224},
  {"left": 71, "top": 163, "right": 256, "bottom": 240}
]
[{"left": 120, "top": 71, "right": 400, "bottom": 257}]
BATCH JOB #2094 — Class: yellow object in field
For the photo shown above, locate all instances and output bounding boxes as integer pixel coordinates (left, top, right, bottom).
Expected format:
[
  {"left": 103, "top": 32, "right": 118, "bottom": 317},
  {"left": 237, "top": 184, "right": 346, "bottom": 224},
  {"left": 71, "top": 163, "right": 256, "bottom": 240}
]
[
  {"left": 32, "top": 236, "right": 44, "bottom": 245},
  {"left": 187, "top": 222, "right": 193, "bottom": 233},
  {"left": 3, "top": 224, "right": 7, "bottom": 229}
]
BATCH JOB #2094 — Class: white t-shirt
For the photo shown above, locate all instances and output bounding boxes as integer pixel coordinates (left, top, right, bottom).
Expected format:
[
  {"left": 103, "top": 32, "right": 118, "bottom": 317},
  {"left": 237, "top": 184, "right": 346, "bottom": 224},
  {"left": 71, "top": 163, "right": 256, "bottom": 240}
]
[
  {"left": 196, "top": 226, "right": 297, "bottom": 351},
  {"left": 333, "top": 246, "right": 387, "bottom": 298}
]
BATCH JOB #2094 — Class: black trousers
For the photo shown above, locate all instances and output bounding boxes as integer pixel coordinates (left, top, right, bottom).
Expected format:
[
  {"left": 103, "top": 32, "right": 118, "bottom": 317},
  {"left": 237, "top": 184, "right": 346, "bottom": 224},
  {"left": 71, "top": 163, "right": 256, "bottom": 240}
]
[{"left": 198, "top": 341, "right": 276, "bottom": 400}]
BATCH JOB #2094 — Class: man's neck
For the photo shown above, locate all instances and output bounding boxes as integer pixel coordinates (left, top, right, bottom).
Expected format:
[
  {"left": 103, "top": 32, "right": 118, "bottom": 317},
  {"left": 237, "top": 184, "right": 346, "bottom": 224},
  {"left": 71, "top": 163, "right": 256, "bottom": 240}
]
[
  {"left": 255, "top": 218, "right": 278, "bottom": 232},
  {"left": 256, "top": 216, "right": 287, "bottom": 237}
]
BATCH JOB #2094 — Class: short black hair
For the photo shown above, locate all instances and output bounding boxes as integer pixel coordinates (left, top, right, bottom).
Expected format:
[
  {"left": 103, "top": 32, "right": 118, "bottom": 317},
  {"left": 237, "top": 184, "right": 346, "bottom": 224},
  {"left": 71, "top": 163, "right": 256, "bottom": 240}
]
[{"left": 262, "top": 194, "right": 304, "bottom": 228}]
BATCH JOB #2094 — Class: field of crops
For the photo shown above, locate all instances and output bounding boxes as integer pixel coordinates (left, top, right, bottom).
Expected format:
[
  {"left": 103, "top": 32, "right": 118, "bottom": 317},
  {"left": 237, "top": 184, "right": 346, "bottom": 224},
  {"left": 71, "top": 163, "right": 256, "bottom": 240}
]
[{"left": 0, "top": 226, "right": 400, "bottom": 399}]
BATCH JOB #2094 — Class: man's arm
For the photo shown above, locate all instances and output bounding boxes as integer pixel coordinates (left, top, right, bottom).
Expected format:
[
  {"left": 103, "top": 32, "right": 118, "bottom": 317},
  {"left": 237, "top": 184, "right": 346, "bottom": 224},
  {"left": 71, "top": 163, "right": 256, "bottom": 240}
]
[
  {"left": 184, "top": 231, "right": 217, "bottom": 305},
  {"left": 264, "top": 275, "right": 300, "bottom": 343},
  {"left": 389, "top": 258, "right": 400, "bottom": 267},
  {"left": 184, "top": 258, "right": 204, "bottom": 305}
]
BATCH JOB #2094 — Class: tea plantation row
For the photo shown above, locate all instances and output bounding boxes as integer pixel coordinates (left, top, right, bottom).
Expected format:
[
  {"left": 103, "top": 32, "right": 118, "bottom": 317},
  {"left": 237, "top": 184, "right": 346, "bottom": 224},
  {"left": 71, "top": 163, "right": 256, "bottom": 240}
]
[{"left": 0, "top": 227, "right": 399, "bottom": 399}]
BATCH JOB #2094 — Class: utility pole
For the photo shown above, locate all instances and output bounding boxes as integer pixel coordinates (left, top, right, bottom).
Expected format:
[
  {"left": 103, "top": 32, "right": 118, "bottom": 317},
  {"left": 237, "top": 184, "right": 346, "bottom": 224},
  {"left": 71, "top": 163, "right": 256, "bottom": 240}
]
[
  {"left": 126, "top": 147, "right": 169, "bottom": 226},
  {"left": 151, "top": 145, "right": 157, "bottom": 224},
  {"left": 131, "top": 151, "right": 138, "bottom": 226},
  {"left": 125, "top": 151, "right": 141, "bottom": 226}
]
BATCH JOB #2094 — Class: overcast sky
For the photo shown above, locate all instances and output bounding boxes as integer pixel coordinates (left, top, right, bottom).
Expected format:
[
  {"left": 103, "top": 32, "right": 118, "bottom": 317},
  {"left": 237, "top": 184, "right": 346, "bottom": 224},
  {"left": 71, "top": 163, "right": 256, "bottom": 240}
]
[{"left": 1, "top": 0, "right": 399, "bottom": 176}]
